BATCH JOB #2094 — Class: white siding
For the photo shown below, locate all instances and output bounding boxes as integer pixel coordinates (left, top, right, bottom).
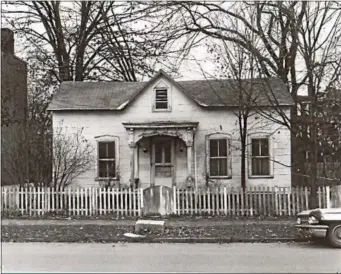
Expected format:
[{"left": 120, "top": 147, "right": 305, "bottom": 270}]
[{"left": 52, "top": 76, "right": 292, "bottom": 188}]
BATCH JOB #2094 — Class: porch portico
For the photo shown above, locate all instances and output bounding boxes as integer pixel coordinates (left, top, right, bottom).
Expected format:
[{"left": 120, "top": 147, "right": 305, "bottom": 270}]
[{"left": 123, "top": 121, "right": 198, "bottom": 188}]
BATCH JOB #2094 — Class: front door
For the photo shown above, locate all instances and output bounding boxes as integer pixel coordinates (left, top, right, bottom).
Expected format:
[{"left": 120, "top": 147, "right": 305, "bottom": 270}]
[{"left": 151, "top": 137, "right": 174, "bottom": 188}]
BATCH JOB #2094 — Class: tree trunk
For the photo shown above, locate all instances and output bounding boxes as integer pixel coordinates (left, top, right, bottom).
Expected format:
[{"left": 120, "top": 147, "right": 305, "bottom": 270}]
[
  {"left": 308, "top": 86, "right": 318, "bottom": 209},
  {"left": 241, "top": 145, "right": 246, "bottom": 190},
  {"left": 309, "top": 121, "right": 318, "bottom": 209}
]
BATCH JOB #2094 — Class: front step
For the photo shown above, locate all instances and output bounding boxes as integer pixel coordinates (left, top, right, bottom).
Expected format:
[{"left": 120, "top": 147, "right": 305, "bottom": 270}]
[{"left": 135, "top": 219, "right": 165, "bottom": 233}]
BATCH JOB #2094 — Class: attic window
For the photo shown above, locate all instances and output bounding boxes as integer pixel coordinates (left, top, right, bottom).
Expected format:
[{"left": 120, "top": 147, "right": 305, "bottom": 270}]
[{"left": 155, "top": 88, "right": 168, "bottom": 110}]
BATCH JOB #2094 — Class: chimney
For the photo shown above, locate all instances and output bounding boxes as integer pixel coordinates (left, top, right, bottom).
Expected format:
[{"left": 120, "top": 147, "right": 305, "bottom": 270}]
[{"left": 1, "top": 28, "right": 14, "bottom": 54}]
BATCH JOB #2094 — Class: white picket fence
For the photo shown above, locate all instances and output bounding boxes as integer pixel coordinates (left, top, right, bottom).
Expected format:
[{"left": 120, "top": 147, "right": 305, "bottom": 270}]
[
  {"left": 1, "top": 185, "right": 332, "bottom": 217},
  {"left": 173, "top": 186, "right": 331, "bottom": 216},
  {"left": 1, "top": 187, "right": 143, "bottom": 217}
]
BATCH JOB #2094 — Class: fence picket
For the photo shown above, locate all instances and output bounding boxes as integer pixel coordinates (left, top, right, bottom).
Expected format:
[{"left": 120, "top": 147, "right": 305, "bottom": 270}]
[
  {"left": 194, "top": 189, "right": 198, "bottom": 215},
  {"left": 128, "top": 188, "right": 132, "bottom": 216},
  {"left": 326, "top": 186, "right": 331, "bottom": 209},
  {"left": 304, "top": 187, "right": 309, "bottom": 210},
  {"left": 185, "top": 189, "right": 189, "bottom": 215},
  {"left": 140, "top": 188, "right": 144, "bottom": 216},
  {"left": 287, "top": 188, "right": 291, "bottom": 216},
  {"left": 19, "top": 187, "right": 23, "bottom": 215},
  {"left": 1, "top": 185, "right": 338, "bottom": 218},
  {"left": 207, "top": 188, "right": 211, "bottom": 215},
  {"left": 41, "top": 186, "right": 44, "bottom": 216},
  {"left": 250, "top": 187, "right": 254, "bottom": 216},
  {"left": 89, "top": 188, "right": 93, "bottom": 216},
  {"left": 211, "top": 189, "right": 215, "bottom": 215},
  {"left": 318, "top": 187, "right": 322, "bottom": 208},
  {"left": 321, "top": 187, "right": 325, "bottom": 208}
]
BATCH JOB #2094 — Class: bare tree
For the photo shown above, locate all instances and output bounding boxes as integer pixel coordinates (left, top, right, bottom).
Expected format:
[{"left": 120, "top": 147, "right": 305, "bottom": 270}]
[
  {"left": 207, "top": 37, "right": 263, "bottom": 190},
  {"left": 52, "top": 126, "right": 94, "bottom": 191},
  {"left": 1, "top": 1, "right": 188, "bottom": 82},
  {"left": 1, "top": 1, "right": 196, "bottom": 187},
  {"left": 167, "top": 1, "right": 341, "bottom": 207}
]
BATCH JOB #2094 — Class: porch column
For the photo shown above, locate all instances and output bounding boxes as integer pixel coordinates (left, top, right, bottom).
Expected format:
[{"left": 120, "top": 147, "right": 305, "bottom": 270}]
[
  {"left": 128, "top": 128, "right": 135, "bottom": 187},
  {"left": 134, "top": 145, "right": 139, "bottom": 179},
  {"left": 186, "top": 128, "right": 194, "bottom": 178},
  {"left": 187, "top": 144, "right": 193, "bottom": 177},
  {"left": 129, "top": 143, "right": 136, "bottom": 186}
]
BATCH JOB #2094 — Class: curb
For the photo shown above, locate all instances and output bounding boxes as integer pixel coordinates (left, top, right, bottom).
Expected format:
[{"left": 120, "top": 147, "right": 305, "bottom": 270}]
[
  {"left": 122, "top": 237, "right": 308, "bottom": 244},
  {"left": 3, "top": 237, "right": 308, "bottom": 244}
]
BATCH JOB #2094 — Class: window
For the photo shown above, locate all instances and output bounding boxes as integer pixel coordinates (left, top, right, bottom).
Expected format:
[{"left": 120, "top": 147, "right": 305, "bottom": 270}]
[
  {"left": 155, "top": 88, "right": 168, "bottom": 110},
  {"left": 98, "top": 141, "right": 116, "bottom": 178},
  {"left": 154, "top": 139, "right": 172, "bottom": 178},
  {"left": 251, "top": 138, "right": 270, "bottom": 176},
  {"left": 209, "top": 138, "right": 229, "bottom": 177},
  {"left": 155, "top": 140, "right": 171, "bottom": 164}
]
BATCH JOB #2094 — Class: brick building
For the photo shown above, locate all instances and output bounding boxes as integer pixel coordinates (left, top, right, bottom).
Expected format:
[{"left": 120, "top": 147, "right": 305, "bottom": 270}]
[{"left": 1, "top": 28, "right": 28, "bottom": 185}]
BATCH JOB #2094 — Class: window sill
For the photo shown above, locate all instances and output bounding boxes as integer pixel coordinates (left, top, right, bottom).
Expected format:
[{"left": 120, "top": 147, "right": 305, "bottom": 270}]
[
  {"left": 209, "top": 176, "right": 232, "bottom": 180},
  {"left": 95, "top": 177, "right": 119, "bottom": 181},
  {"left": 248, "top": 175, "right": 274, "bottom": 179},
  {"left": 152, "top": 109, "right": 171, "bottom": 112}
]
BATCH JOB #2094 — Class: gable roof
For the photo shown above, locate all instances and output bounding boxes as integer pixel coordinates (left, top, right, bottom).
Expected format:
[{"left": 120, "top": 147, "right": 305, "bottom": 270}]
[{"left": 47, "top": 70, "right": 294, "bottom": 111}]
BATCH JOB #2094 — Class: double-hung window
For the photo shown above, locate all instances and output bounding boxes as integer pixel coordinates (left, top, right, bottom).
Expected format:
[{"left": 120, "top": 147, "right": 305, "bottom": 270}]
[
  {"left": 251, "top": 138, "right": 270, "bottom": 176},
  {"left": 209, "top": 138, "right": 229, "bottom": 177},
  {"left": 98, "top": 141, "right": 116, "bottom": 178}
]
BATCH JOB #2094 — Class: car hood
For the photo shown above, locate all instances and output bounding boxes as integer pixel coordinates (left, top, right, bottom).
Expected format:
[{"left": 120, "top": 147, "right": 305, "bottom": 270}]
[{"left": 297, "top": 209, "right": 317, "bottom": 217}]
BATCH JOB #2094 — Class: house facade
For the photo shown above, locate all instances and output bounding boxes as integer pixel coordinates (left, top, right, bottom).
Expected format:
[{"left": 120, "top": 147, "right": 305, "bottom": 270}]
[{"left": 48, "top": 70, "right": 293, "bottom": 189}]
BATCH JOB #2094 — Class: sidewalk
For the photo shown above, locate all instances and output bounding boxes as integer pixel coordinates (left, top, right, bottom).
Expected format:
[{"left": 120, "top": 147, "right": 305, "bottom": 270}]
[{"left": 2, "top": 218, "right": 295, "bottom": 227}]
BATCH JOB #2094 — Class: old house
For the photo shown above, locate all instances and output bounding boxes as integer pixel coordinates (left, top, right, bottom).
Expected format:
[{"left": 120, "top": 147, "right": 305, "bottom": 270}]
[
  {"left": 1, "top": 28, "right": 28, "bottom": 185},
  {"left": 48, "top": 70, "right": 293, "bottom": 189}
]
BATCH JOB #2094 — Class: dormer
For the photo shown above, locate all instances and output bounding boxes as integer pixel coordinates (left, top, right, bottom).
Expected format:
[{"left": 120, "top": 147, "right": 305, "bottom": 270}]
[{"left": 153, "top": 80, "right": 171, "bottom": 112}]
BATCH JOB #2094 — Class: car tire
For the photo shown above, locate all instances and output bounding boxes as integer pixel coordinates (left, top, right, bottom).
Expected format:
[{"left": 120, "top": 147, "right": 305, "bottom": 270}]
[{"left": 327, "top": 223, "right": 341, "bottom": 248}]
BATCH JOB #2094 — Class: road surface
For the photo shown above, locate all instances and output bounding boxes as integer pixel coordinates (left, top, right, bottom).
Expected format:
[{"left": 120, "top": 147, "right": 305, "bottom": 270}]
[{"left": 2, "top": 242, "right": 341, "bottom": 273}]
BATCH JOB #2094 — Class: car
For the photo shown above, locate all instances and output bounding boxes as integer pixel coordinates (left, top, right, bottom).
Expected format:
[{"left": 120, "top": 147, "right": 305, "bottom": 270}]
[{"left": 295, "top": 207, "right": 341, "bottom": 248}]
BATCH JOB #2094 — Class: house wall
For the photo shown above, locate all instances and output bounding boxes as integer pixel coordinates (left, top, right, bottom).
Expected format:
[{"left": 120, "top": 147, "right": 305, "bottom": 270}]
[{"left": 52, "top": 75, "right": 292, "bottom": 189}]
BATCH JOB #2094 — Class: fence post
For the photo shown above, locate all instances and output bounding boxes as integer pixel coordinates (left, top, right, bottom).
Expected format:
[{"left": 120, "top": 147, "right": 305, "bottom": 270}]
[
  {"left": 224, "top": 186, "right": 227, "bottom": 216},
  {"left": 231, "top": 187, "right": 235, "bottom": 216},
  {"left": 236, "top": 188, "right": 240, "bottom": 216},
  {"left": 287, "top": 187, "right": 291, "bottom": 216},
  {"left": 304, "top": 187, "right": 309, "bottom": 210},
  {"left": 140, "top": 188, "right": 144, "bottom": 217},
  {"left": 15, "top": 186, "right": 19, "bottom": 211},
  {"left": 194, "top": 188, "right": 198, "bottom": 215},
  {"left": 172, "top": 186, "right": 176, "bottom": 215},
  {"left": 326, "top": 186, "right": 331, "bottom": 209},
  {"left": 274, "top": 187, "right": 278, "bottom": 216}
]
